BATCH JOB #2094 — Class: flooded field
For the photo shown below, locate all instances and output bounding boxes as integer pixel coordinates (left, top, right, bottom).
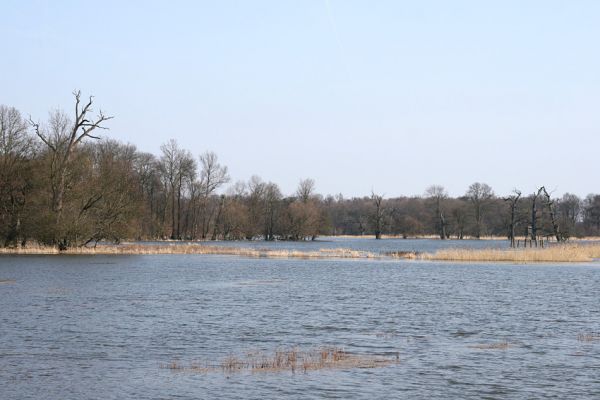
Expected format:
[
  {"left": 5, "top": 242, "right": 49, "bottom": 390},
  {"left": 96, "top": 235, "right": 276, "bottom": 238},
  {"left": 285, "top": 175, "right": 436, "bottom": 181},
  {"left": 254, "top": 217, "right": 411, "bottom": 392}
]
[{"left": 1, "top": 239, "right": 600, "bottom": 399}]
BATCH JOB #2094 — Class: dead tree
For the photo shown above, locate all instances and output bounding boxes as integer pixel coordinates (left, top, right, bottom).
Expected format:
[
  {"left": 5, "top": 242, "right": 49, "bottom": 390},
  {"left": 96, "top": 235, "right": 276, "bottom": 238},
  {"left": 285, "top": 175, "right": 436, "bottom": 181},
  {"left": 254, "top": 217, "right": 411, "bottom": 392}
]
[
  {"left": 540, "top": 186, "right": 563, "bottom": 242},
  {"left": 530, "top": 187, "right": 544, "bottom": 245},
  {"left": 29, "top": 91, "right": 112, "bottom": 249},
  {"left": 503, "top": 189, "right": 521, "bottom": 247}
]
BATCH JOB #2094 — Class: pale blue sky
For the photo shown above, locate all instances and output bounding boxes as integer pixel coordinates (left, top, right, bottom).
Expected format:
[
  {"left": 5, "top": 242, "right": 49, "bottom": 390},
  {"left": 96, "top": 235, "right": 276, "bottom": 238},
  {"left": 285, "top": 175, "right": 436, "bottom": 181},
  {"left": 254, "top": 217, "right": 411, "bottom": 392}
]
[{"left": 2, "top": 1, "right": 599, "bottom": 197}]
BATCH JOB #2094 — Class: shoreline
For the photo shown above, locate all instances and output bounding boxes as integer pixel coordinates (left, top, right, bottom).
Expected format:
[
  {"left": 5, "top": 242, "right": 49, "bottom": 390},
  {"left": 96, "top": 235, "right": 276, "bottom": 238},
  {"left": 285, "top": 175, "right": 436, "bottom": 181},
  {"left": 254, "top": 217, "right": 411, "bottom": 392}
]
[{"left": 1, "top": 242, "right": 600, "bottom": 263}]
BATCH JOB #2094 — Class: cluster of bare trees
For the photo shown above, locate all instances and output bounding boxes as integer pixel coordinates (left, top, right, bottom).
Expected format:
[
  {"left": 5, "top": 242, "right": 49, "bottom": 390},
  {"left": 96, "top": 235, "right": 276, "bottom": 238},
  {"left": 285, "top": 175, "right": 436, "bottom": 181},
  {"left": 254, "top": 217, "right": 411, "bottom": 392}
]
[
  {"left": 2, "top": 93, "right": 600, "bottom": 248},
  {"left": 349, "top": 184, "right": 596, "bottom": 244}
]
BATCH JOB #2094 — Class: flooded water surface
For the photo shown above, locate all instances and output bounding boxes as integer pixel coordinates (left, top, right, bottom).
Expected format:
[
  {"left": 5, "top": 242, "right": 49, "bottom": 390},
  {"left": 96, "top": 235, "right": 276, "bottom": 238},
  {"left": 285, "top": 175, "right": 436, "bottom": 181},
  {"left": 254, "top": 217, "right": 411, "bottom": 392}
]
[{"left": 1, "top": 239, "right": 600, "bottom": 399}]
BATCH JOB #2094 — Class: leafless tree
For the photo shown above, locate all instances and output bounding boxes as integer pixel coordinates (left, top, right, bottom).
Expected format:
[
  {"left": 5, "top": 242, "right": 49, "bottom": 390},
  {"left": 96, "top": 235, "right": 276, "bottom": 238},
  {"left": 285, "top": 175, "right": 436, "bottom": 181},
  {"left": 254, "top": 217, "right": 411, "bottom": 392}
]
[
  {"left": 558, "top": 193, "right": 581, "bottom": 238},
  {"left": 503, "top": 189, "right": 522, "bottom": 247},
  {"left": 159, "top": 139, "right": 196, "bottom": 239},
  {"left": 296, "top": 178, "right": 316, "bottom": 203},
  {"left": 0, "top": 105, "right": 34, "bottom": 246},
  {"left": 263, "top": 182, "right": 282, "bottom": 240},
  {"left": 530, "top": 187, "right": 544, "bottom": 244},
  {"left": 198, "top": 151, "right": 229, "bottom": 239},
  {"left": 29, "top": 91, "right": 112, "bottom": 248},
  {"left": 466, "top": 182, "right": 494, "bottom": 238},
  {"left": 540, "top": 186, "right": 563, "bottom": 242},
  {"left": 370, "top": 191, "right": 385, "bottom": 240},
  {"left": 425, "top": 185, "right": 448, "bottom": 239}
]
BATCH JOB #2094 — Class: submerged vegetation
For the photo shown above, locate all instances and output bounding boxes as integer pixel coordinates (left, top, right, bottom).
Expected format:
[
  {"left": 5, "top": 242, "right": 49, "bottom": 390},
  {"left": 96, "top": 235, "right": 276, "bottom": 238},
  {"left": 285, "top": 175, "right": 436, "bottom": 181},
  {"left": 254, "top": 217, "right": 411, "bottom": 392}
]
[
  {"left": 468, "top": 341, "right": 512, "bottom": 350},
  {"left": 160, "top": 347, "right": 399, "bottom": 374},
  {"left": 2, "top": 92, "right": 600, "bottom": 250}
]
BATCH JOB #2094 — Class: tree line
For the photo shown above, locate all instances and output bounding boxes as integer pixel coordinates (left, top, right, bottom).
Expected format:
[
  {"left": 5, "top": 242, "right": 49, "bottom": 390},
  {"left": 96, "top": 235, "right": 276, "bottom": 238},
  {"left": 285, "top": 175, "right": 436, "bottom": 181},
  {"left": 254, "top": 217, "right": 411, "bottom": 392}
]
[{"left": 1, "top": 93, "right": 599, "bottom": 248}]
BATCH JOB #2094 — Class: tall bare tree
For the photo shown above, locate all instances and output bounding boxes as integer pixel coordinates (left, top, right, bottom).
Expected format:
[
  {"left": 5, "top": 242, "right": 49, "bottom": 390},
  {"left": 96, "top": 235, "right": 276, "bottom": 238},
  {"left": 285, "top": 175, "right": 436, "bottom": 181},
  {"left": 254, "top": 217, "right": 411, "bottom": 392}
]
[
  {"left": 426, "top": 185, "right": 448, "bottom": 239},
  {"left": 159, "top": 139, "right": 196, "bottom": 239},
  {"left": 198, "top": 151, "right": 229, "bottom": 239},
  {"left": 296, "top": 178, "right": 316, "bottom": 203},
  {"left": 29, "top": 91, "right": 112, "bottom": 248},
  {"left": 540, "top": 186, "right": 563, "bottom": 242},
  {"left": 0, "top": 105, "right": 34, "bottom": 246},
  {"left": 503, "top": 189, "right": 521, "bottom": 247},
  {"left": 370, "top": 191, "right": 385, "bottom": 240},
  {"left": 530, "top": 187, "right": 544, "bottom": 244},
  {"left": 466, "top": 182, "right": 494, "bottom": 238}
]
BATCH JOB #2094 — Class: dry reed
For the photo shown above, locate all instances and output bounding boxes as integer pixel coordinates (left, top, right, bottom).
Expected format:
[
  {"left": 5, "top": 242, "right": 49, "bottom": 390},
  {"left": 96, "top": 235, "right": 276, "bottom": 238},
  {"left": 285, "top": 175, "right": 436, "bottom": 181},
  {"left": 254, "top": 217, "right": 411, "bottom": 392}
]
[
  {"left": 577, "top": 333, "right": 600, "bottom": 342},
  {"left": 0, "top": 243, "right": 379, "bottom": 259},
  {"left": 160, "top": 347, "right": 399, "bottom": 374},
  {"left": 468, "top": 341, "right": 511, "bottom": 350},
  {"left": 419, "top": 243, "right": 600, "bottom": 263}
]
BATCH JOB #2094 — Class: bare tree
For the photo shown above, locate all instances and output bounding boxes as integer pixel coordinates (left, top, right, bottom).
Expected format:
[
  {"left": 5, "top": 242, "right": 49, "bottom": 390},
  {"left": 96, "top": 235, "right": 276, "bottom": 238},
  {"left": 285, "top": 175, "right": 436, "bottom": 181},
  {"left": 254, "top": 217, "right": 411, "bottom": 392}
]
[
  {"left": 198, "top": 151, "right": 229, "bottom": 239},
  {"left": 558, "top": 193, "right": 581, "bottom": 238},
  {"left": 503, "top": 189, "right": 521, "bottom": 247},
  {"left": 540, "top": 186, "right": 563, "bottom": 242},
  {"left": 425, "top": 185, "right": 448, "bottom": 239},
  {"left": 159, "top": 139, "right": 196, "bottom": 239},
  {"left": 296, "top": 178, "right": 316, "bottom": 203},
  {"left": 370, "top": 191, "right": 385, "bottom": 239},
  {"left": 466, "top": 182, "right": 494, "bottom": 238},
  {"left": 263, "top": 182, "right": 282, "bottom": 240},
  {"left": 159, "top": 139, "right": 180, "bottom": 239},
  {"left": 29, "top": 91, "right": 112, "bottom": 248},
  {"left": 530, "top": 187, "right": 544, "bottom": 244},
  {"left": 0, "top": 105, "right": 34, "bottom": 246}
]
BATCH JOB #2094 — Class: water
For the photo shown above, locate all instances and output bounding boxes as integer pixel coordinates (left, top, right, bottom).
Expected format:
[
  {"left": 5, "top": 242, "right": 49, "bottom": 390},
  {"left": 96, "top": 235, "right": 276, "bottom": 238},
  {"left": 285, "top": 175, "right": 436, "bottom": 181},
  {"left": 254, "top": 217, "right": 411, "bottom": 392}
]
[{"left": 2, "top": 239, "right": 600, "bottom": 399}]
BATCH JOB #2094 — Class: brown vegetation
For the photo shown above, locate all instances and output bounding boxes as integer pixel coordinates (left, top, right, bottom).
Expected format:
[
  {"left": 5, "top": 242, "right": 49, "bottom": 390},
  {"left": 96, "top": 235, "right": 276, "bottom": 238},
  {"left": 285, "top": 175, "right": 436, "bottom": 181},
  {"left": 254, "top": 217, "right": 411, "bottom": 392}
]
[
  {"left": 577, "top": 333, "right": 600, "bottom": 342},
  {"left": 0, "top": 243, "right": 379, "bottom": 259},
  {"left": 468, "top": 341, "right": 511, "bottom": 350},
  {"left": 419, "top": 243, "right": 600, "bottom": 263},
  {"left": 4, "top": 94, "right": 600, "bottom": 249},
  {"left": 160, "top": 347, "right": 399, "bottom": 374},
  {"left": 2, "top": 241, "right": 600, "bottom": 263}
]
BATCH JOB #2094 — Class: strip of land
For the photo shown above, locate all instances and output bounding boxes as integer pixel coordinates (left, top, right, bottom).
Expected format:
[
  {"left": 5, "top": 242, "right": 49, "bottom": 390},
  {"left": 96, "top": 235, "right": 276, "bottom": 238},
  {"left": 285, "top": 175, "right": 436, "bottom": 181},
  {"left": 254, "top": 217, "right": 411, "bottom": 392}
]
[
  {"left": 418, "top": 244, "right": 600, "bottom": 263},
  {"left": 0, "top": 243, "right": 380, "bottom": 259},
  {"left": 1, "top": 242, "right": 599, "bottom": 263}
]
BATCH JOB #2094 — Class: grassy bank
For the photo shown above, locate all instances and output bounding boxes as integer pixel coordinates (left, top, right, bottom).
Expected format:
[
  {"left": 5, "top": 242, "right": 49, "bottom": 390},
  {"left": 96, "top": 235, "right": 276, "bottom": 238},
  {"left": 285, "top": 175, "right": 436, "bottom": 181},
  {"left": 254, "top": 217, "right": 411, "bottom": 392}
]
[
  {"left": 0, "top": 243, "right": 379, "bottom": 259},
  {"left": 2, "top": 242, "right": 599, "bottom": 263},
  {"left": 420, "top": 244, "right": 600, "bottom": 263}
]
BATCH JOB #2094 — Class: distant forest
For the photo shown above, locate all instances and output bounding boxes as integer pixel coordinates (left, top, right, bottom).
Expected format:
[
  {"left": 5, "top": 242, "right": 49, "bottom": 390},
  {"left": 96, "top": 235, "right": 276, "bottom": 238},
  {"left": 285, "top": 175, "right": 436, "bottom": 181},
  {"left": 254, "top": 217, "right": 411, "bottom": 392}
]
[{"left": 2, "top": 93, "right": 600, "bottom": 249}]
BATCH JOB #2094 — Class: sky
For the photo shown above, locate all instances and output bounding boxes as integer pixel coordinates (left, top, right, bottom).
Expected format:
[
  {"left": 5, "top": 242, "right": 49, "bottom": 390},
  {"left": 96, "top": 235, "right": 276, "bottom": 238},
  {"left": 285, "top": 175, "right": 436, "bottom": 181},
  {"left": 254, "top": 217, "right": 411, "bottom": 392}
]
[{"left": 1, "top": 1, "right": 599, "bottom": 198}]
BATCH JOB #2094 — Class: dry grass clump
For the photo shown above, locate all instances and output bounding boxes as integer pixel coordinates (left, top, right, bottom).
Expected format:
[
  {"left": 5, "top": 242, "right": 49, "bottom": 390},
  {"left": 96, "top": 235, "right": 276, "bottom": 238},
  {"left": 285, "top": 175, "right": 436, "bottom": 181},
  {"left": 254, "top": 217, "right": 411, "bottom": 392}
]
[
  {"left": 0, "top": 243, "right": 379, "bottom": 259},
  {"left": 0, "top": 279, "right": 16, "bottom": 284},
  {"left": 161, "top": 347, "right": 399, "bottom": 374},
  {"left": 420, "top": 244, "right": 600, "bottom": 263},
  {"left": 386, "top": 251, "right": 418, "bottom": 259},
  {"left": 577, "top": 333, "right": 600, "bottom": 342},
  {"left": 468, "top": 341, "right": 511, "bottom": 350}
]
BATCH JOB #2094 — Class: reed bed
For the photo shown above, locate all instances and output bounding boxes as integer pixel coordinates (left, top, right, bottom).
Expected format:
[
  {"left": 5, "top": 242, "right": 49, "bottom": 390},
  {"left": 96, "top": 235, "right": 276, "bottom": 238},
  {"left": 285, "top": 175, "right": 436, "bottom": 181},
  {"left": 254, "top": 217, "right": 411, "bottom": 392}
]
[
  {"left": 160, "top": 347, "right": 399, "bottom": 374},
  {"left": 0, "top": 243, "right": 379, "bottom": 259},
  {"left": 577, "top": 333, "right": 600, "bottom": 342},
  {"left": 419, "top": 244, "right": 600, "bottom": 263},
  {"left": 468, "top": 341, "right": 511, "bottom": 350}
]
